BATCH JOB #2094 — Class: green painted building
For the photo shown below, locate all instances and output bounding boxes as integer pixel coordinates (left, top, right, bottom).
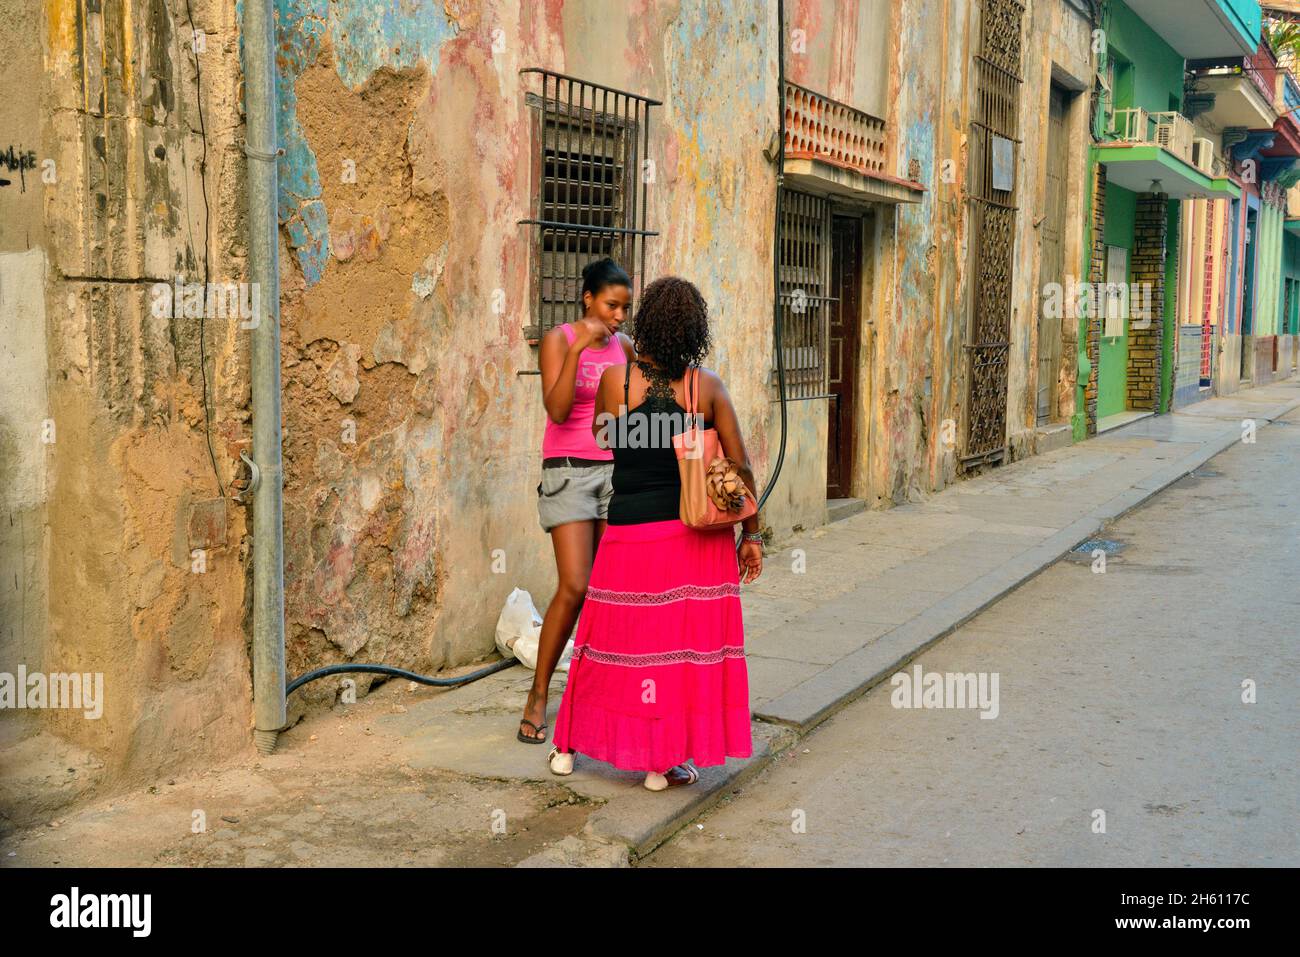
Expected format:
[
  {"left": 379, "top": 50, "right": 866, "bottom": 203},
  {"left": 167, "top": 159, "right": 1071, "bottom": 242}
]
[{"left": 1078, "top": 0, "right": 1258, "bottom": 436}]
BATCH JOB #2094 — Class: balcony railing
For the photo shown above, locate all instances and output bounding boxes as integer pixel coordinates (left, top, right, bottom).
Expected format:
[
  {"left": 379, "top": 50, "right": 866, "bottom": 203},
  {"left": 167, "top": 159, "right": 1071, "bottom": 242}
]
[
  {"left": 1275, "top": 64, "right": 1300, "bottom": 146},
  {"left": 1188, "top": 54, "right": 1275, "bottom": 104},
  {"left": 1111, "top": 109, "right": 1195, "bottom": 164},
  {"left": 1253, "top": 42, "right": 1281, "bottom": 101},
  {"left": 783, "top": 81, "right": 888, "bottom": 178}
]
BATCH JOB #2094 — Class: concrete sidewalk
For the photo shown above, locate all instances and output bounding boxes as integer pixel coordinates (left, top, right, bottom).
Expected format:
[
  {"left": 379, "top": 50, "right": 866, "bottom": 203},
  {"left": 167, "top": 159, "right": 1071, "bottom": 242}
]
[{"left": 367, "top": 377, "right": 1300, "bottom": 862}]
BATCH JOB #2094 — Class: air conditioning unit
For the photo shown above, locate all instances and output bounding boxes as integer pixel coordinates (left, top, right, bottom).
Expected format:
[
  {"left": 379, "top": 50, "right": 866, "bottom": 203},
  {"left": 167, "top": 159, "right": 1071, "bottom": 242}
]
[
  {"left": 1111, "top": 107, "right": 1148, "bottom": 142},
  {"left": 1192, "top": 138, "right": 1216, "bottom": 174},
  {"left": 1154, "top": 115, "right": 1193, "bottom": 163}
]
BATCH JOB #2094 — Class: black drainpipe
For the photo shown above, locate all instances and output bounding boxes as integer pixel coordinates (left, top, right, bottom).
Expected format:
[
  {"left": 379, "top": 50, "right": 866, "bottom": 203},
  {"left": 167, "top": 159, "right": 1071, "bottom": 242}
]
[{"left": 758, "top": 0, "right": 789, "bottom": 513}]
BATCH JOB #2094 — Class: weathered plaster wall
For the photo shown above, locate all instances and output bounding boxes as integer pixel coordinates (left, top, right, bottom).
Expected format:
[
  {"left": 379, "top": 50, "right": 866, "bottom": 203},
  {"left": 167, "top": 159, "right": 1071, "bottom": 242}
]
[
  {"left": 1, "top": 0, "right": 255, "bottom": 810},
  {"left": 0, "top": 249, "right": 49, "bottom": 717},
  {"left": 269, "top": 0, "right": 780, "bottom": 713},
  {"left": 864, "top": 0, "right": 1091, "bottom": 495},
  {"left": 787, "top": 0, "right": 892, "bottom": 119},
  {"left": 1, "top": 0, "right": 52, "bottom": 738},
  {"left": 762, "top": 399, "right": 827, "bottom": 541},
  {"left": 1016, "top": 0, "right": 1094, "bottom": 442},
  {"left": 863, "top": 0, "right": 963, "bottom": 504},
  {"left": 854, "top": 205, "right": 894, "bottom": 505},
  {"left": 780, "top": 0, "right": 1092, "bottom": 501}
]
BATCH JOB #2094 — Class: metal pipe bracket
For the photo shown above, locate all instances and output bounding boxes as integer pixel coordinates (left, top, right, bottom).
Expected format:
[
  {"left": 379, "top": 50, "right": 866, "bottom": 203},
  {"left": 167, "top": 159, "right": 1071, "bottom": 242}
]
[{"left": 232, "top": 450, "right": 261, "bottom": 505}]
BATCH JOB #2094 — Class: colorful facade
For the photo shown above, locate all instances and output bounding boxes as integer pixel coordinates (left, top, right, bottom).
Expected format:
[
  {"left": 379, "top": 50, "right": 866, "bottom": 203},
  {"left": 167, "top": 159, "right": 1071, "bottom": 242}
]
[
  {"left": 1078, "top": 0, "right": 1300, "bottom": 431},
  {"left": 1283, "top": 183, "right": 1300, "bottom": 375},
  {"left": 1183, "top": 39, "right": 1277, "bottom": 398},
  {"left": 1083, "top": 0, "right": 1255, "bottom": 433}
]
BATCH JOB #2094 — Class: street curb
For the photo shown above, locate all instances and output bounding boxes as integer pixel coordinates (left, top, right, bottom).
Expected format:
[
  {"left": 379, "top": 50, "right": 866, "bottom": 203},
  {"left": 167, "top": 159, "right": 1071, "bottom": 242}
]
[
  {"left": 601, "top": 390, "right": 1300, "bottom": 862},
  {"left": 585, "top": 722, "right": 798, "bottom": 860}
]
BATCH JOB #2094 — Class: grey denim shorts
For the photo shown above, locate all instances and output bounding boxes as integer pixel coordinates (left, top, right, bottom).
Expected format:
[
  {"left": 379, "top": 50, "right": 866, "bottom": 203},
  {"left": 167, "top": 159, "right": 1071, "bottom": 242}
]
[{"left": 537, "top": 462, "right": 615, "bottom": 532}]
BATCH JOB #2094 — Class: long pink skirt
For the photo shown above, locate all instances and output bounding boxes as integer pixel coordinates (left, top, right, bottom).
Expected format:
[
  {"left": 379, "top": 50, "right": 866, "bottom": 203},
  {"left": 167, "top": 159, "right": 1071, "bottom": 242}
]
[{"left": 552, "top": 518, "right": 752, "bottom": 773}]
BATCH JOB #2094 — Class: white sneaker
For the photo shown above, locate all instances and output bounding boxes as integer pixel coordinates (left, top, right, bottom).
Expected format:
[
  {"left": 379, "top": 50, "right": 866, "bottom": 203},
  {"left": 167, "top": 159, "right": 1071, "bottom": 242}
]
[
  {"left": 643, "top": 764, "right": 699, "bottom": 791},
  {"left": 548, "top": 747, "right": 574, "bottom": 776}
]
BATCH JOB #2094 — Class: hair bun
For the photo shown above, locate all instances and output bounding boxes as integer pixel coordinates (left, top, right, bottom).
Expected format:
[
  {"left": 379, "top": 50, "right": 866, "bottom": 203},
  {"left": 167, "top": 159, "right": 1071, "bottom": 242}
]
[
  {"left": 580, "top": 258, "right": 631, "bottom": 298},
  {"left": 582, "top": 257, "right": 614, "bottom": 279}
]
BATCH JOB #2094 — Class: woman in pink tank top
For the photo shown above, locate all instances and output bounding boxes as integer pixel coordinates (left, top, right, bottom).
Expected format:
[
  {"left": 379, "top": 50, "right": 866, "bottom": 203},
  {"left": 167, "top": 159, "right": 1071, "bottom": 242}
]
[{"left": 518, "top": 259, "right": 634, "bottom": 745}]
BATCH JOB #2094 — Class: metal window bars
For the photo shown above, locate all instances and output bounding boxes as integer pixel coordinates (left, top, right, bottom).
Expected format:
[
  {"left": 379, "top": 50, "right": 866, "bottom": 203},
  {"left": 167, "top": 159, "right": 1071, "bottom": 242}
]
[
  {"left": 518, "top": 68, "right": 660, "bottom": 344},
  {"left": 776, "top": 189, "right": 833, "bottom": 399}
]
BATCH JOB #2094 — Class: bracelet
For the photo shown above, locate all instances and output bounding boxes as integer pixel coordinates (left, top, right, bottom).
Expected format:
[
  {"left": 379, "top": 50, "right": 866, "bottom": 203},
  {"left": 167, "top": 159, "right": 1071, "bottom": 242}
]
[{"left": 741, "top": 531, "right": 764, "bottom": 543}]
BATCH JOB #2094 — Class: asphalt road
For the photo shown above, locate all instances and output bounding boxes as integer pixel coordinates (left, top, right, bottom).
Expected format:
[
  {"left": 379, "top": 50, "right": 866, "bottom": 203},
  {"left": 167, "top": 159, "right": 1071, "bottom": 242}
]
[{"left": 645, "top": 409, "right": 1300, "bottom": 867}]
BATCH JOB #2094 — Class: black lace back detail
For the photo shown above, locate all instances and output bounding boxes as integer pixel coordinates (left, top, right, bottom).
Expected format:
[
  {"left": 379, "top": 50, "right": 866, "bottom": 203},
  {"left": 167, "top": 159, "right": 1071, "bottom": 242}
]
[{"left": 634, "top": 360, "right": 678, "bottom": 411}]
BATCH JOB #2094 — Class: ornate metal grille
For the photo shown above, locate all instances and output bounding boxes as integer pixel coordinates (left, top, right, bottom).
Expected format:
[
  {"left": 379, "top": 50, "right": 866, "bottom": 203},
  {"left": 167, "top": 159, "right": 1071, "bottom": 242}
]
[
  {"left": 962, "top": 0, "right": 1025, "bottom": 465},
  {"left": 777, "top": 189, "right": 834, "bottom": 399},
  {"left": 519, "top": 69, "right": 660, "bottom": 343}
]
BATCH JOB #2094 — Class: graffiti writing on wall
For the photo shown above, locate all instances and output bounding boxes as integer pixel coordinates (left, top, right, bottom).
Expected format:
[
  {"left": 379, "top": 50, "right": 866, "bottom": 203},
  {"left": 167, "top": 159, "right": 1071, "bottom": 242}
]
[{"left": 0, "top": 145, "right": 38, "bottom": 190}]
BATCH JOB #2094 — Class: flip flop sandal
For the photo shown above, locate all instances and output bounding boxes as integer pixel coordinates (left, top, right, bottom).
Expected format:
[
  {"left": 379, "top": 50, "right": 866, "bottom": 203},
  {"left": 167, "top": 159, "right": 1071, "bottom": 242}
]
[
  {"left": 548, "top": 747, "right": 574, "bottom": 776},
  {"left": 516, "top": 718, "right": 548, "bottom": 744},
  {"left": 644, "top": 764, "right": 699, "bottom": 791}
]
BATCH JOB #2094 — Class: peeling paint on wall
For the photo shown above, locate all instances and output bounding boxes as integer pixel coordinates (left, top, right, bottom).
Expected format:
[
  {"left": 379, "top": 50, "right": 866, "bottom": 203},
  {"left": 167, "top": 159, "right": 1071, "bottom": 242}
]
[
  {"left": 272, "top": 0, "right": 459, "bottom": 286},
  {"left": 8, "top": 0, "right": 1101, "bottom": 806}
]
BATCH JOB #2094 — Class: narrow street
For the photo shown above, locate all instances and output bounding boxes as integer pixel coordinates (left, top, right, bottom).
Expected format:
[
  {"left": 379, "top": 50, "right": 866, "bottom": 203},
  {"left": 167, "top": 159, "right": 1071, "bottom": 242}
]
[
  {"left": 7, "top": 0, "right": 1300, "bottom": 921},
  {"left": 644, "top": 409, "right": 1300, "bottom": 867}
]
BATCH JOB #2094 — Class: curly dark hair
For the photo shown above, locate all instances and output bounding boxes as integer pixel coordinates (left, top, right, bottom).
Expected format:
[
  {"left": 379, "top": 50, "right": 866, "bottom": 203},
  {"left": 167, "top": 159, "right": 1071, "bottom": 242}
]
[{"left": 631, "top": 276, "right": 711, "bottom": 380}]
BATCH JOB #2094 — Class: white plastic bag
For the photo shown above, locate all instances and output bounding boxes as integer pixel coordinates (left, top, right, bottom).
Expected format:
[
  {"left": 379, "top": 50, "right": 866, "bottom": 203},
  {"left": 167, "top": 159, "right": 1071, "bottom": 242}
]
[{"left": 495, "top": 588, "right": 573, "bottom": 672}]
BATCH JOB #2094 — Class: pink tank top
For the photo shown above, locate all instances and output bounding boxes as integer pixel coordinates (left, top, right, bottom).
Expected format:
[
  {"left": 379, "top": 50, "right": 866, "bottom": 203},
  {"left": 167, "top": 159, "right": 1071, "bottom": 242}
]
[{"left": 542, "top": 323, "right": 625, "bottom": 460}]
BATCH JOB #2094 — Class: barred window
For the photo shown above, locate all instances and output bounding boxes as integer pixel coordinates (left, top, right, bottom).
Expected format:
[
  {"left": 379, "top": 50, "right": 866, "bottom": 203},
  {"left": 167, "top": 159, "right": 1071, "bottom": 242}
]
[
  {"left": 519, "top": 69, "right": 659, "bottom": 343},
  {"left": 776, "top": 189, "right": 831, "bottom": 398}
]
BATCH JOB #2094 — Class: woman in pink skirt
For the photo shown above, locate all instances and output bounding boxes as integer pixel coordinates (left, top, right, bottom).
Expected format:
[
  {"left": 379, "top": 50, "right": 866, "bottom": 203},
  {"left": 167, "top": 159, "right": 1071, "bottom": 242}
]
[{"left": 548, "top": 276, "right": 764, "bottom": 791}]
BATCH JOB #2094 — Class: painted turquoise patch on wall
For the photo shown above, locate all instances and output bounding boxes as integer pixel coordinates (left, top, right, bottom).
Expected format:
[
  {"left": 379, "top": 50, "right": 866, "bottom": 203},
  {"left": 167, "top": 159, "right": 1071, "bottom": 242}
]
[
  {"left": 271, "top": 0, "right": 457, "bottom": 286},
  {"left": 328, "top": 0, "right": 458, "bottom": 90}
]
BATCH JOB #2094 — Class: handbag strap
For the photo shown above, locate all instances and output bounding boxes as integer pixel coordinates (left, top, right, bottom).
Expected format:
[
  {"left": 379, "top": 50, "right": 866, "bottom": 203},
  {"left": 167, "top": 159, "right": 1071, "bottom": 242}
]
[
  {"left": 624, "top": 356, "right": 631, "bottom": 408},
  {"left": 684, "top": 365, "right": 697, "bottom": 417}
]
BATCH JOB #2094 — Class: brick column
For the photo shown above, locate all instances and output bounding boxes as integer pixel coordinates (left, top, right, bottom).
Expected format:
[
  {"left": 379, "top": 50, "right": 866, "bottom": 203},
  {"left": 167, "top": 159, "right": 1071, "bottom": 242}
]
[
  {"left": 1085, "top": 163, "right": 1106, "bottom": 436},
  {"left": 1126, "top": 193, "right": 1167, "bottom": 411},
  {"left": 1201, "top": 202, "right": 1218, "bottom": 379}
]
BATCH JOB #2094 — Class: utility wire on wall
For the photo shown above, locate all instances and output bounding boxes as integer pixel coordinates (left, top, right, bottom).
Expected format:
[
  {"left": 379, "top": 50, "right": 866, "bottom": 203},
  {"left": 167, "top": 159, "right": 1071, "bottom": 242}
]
[
  {"left": 181, "top": 0, "right": 225, "bottom": 499},
  {"left": 758, "top": 0, "right": 789, "bottom": 514}
]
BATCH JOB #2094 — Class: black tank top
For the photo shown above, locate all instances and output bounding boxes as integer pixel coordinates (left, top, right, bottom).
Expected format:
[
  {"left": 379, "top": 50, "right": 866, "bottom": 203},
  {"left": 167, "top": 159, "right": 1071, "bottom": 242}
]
[{"left": 606, "top": 358, "right": 713, "bottom": 525}]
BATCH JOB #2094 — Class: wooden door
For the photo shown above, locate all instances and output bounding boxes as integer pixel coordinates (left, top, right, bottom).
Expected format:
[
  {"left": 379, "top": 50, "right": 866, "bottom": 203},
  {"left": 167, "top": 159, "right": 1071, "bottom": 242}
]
[{"left": 827, "top": 215, "right": 862, "bottom": 498}]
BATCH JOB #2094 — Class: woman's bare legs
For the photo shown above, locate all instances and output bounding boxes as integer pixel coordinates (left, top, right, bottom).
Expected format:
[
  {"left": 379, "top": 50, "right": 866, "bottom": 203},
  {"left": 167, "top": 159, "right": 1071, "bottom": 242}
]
[{"left": 519, "top": 518, "right": 606, "bottom": 741}]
